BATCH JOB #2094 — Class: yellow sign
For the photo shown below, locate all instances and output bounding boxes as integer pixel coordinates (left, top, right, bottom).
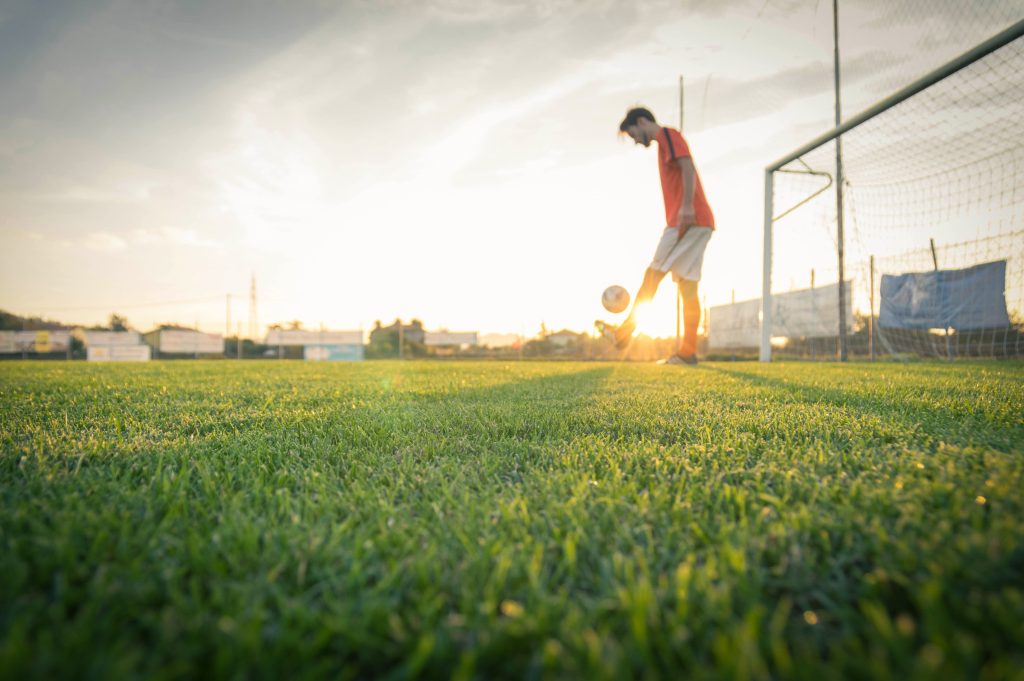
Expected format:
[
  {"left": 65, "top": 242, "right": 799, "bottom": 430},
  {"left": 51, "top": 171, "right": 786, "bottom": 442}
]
[{"left": 34, "top": 331, "right": 51, "bottom": 353}]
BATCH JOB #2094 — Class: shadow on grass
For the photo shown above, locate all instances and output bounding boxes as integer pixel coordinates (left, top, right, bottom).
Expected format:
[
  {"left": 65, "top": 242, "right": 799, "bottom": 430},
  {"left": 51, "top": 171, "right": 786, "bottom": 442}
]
[
  {"left": 331, "top": 365, "right": 617, "bottom": 453},
  {"left": 166, "top": 365, "right": 621, "bottom": 466},
  {"left": 705, "top": 365, "right": 1022, "bottom": 452}
]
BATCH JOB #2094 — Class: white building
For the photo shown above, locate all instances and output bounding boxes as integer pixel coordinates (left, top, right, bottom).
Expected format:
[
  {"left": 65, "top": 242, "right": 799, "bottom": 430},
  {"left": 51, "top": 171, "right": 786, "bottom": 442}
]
[
  {"left": 265, "top": 328, "right": 364, "bottom": 361},
  {"left": 143, "top": 328, "right": 224, "bottom": 357},
  {"left": 264, "top": 329, "right": 364, "bottom": 346},
  {"left": 76, "top": 329, "right": 151, "bottom": 361},
  {"left": 424, "top": 331, "right": 478, "bottom": 347}
]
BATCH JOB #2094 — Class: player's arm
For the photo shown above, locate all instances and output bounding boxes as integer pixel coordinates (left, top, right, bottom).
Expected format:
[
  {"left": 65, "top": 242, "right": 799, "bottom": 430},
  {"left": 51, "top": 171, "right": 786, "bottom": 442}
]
[{"left": 676, "top": 155, "right": 697, "bottom": 229}]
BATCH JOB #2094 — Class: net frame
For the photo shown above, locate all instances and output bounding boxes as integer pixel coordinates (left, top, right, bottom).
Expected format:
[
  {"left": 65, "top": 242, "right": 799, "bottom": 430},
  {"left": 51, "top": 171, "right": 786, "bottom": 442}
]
[{"left": 760, "top": 18, "right": 1024, "bottom": 362}]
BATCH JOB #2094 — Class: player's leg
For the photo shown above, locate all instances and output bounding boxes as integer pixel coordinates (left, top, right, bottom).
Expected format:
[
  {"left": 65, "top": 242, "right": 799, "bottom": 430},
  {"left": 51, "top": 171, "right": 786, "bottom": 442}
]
[
  {"left": 610, "top": 228, "right": 678, "bottom": 348},
  {"left": 614, "top": 267, "right": 667, "bottom": 343},
  {"left": 678, "top": 278, "right": 700, "bottom": 358},
  {"left": 660, "top": 227, "right": 712, "bottom": 364}
]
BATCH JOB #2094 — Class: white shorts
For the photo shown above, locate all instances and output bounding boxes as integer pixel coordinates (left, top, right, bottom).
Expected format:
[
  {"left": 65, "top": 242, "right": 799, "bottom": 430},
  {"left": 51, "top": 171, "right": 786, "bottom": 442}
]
[{"left": 650, "top": 226, "right": 712, "bottom": 282}]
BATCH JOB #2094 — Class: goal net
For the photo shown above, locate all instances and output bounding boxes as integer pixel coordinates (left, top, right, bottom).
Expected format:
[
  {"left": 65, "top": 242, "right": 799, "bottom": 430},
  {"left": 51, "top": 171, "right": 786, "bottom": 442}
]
[{"left": 760, "top": 20, "right": 1024, "bottom": 360}]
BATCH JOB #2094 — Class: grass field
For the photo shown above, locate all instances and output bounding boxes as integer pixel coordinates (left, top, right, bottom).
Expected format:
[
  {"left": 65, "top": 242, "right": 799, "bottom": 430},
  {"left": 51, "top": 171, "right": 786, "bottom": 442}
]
[{"left": 1, "top": 360, "right": 1023, "bottom": 680}]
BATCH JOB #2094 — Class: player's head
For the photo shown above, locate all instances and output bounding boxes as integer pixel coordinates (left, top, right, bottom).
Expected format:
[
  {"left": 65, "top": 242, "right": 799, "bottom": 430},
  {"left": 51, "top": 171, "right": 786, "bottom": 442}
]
[{"left": 619, "top": 107, "right": 658, "bottom": 147}]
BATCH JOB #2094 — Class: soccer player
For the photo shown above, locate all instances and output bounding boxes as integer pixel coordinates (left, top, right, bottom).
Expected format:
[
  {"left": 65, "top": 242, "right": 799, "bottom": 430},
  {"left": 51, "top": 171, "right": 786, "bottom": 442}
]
[{"left": 600, "top": 106, "right": 715, "bottom": 365}]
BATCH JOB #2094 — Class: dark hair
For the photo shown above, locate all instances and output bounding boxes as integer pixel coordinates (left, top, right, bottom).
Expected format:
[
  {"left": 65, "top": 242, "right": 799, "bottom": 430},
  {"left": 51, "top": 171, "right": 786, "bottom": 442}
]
[{"left": 619, "top": 107, "right": 656, "bottom": 132}]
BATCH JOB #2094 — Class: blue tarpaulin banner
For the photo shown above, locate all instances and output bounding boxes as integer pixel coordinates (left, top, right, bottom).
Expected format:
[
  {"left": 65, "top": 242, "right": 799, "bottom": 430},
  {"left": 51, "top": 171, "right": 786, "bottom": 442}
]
[{"left": 879, "top": 260, "right": 1010, "bottom": 330}]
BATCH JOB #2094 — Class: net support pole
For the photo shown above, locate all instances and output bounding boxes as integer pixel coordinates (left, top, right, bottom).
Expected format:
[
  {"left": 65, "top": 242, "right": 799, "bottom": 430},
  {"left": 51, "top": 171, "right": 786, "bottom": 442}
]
[
  {"left": 761, "top": 168, "right": 774, "bottom": 362},
  {"left": 676, "top": 75, "right": 685, "bottom": 353},
  {"left": 833, "top": 0, "right": 848, "bottom": 361},
  {"left": 869, "top": 255, "right": 875, "bottom": 362},
  {"left": 811, "top": 269, "right": 816, "bottom": 361},
  {"left": 930, "top": 238, "right": 953, "bottom": 360}
]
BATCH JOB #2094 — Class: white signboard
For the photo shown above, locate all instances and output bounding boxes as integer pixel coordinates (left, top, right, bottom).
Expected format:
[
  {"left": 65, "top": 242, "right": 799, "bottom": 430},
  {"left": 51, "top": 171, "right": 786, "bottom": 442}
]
[
  {"left": 79, "top": 330, "right": 142, "bottom": 347},
  {"left": 0, "top": 330, "right": 72, "bottom": 353},
  {"left": 88, "top": 345, "right": 152, "bottom": 362},
  {"left": 158, "top": 330, "right": 224, "bottom": 354},
  {"left": 772, "top": 281, "right": 853, "bottom": 338},
  {"left": 424, "top": 331, "right": 478, "bottom": 347},
  {"left": 708, "top": 299, "right": 761, "bottom": 349},
  {"left": 303, "top": 344, "right": 364, "bottom": 361},
  {"left": 708, "top": 282, "right": 855, "bottom": 349},
  {"left": 265, "top": 329, "right": 364, "bottom": 346}
]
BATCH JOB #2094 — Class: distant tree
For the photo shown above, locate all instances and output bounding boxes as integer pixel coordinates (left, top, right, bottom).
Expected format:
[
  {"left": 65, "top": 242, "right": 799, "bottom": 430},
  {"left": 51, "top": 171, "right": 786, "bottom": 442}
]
[
  {"left": 287, "top": 320, "right": 303, "bottom": 330},
  {"left": 366, "top": 327, "right": 398, "bottom": 358},
  {"left": 0, "top": 310, "right": 67, "bottom": 331},
  {"left": 0, "top": 310, "right": 23, "bottom": 330},
  {"left": 108, "top": 313, "right": 129, "bottom": 331},
  {"left": 70, "top": 335, "right": 85, "bottom": 358}
]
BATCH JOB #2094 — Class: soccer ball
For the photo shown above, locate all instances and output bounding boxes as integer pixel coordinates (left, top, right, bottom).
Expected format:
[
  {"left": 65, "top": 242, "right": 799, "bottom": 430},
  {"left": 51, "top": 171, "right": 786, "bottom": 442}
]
[{"left": 602, "top": 285, "right": 630, "bottom": 314}]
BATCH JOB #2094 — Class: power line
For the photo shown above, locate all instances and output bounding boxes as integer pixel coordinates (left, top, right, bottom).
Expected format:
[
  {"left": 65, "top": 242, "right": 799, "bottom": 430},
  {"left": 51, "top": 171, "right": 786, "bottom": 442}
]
[{"left": 15, "top": 294, "right": 247, "bottom": 313}]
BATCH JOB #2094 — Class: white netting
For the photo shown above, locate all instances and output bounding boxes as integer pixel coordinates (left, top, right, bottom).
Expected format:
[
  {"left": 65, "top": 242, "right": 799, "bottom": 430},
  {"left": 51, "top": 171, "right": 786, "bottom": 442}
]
[{"left": 760, "top": 24, "right": 1024, "bottom": 360}]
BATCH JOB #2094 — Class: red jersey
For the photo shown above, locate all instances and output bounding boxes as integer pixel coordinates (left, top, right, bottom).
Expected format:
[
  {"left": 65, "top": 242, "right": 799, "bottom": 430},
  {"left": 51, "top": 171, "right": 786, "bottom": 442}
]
[{"left": 657, "top": 127, "right": 714, "bottom": 229}]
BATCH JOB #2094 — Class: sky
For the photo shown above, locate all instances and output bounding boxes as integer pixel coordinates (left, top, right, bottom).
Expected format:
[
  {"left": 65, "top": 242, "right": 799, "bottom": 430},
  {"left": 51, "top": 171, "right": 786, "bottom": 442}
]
[{"left": 1, "top": 0, "right": 1020, "bottom": 339}]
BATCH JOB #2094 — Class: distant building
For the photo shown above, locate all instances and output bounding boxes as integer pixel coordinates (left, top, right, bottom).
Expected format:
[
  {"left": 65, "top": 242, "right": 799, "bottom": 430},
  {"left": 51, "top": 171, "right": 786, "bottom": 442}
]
[
  {"left": 143, "top": 327, "right": 224, "bottom": 357},
  {"left": 265, "top": 329, "right": 364, "bottom": 346},
  {"left": 264, "top": 328, "right": 365, "bottom": 362},
  {"left": 547, "top": 329, "right": 586, "bottom": 349},
  {"left": 75, "top": 329, "right": 151, "bottom": 362},
  {"left": 75, "top": 329, "right": 142, "bottom": 347},
  {"left": 479, "top": 333, "right": 520, "bottom": 348},
  {"left": 424, "top": 330, "right": 478, "bottom": 347}
]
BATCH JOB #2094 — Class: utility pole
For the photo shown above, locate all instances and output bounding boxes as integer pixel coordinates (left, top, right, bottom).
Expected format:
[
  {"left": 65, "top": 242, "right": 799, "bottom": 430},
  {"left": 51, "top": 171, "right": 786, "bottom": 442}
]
[
  {"left": 679, "top": 75, "right": 685, "bottom": 131},
  {"left": 226, "top": 294, "right": 231, "bottom": 339},
  {"left": 833, "top": 0, "right": 848, "bottom": 361},
  {"left": 248, "top": 274, "right": 258, "bottom": 342}
]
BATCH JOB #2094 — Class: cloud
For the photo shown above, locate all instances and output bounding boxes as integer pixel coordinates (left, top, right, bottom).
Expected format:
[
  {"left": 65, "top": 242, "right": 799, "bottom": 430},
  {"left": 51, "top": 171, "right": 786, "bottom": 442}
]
[
  {"left": 132, "top": 227, "right": 221, "bottom": 249},
  {"left": 403, "top": 0, "right": 749, "bottom": 24},
  {"left": 40, "top": 183, "right": 157, "bottom": 205},
  {"left": 83, "top": 231, "right": 127, "bottom": 252},
  {"left": 695, "top": 50, "right": 917, "bottom": 130}
]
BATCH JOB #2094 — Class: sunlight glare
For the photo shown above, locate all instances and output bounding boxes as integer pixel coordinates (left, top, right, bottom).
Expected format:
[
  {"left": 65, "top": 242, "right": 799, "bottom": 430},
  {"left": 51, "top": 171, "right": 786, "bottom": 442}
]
[{"left": 632, "top": 301, "right": 658, "bottom": 337}]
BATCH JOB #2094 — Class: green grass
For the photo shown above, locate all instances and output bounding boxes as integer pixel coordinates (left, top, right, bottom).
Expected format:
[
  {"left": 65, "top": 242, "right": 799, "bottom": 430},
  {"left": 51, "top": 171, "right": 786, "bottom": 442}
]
[{"left": 1, "top": 360, "right": 1023, "bottom": 680}]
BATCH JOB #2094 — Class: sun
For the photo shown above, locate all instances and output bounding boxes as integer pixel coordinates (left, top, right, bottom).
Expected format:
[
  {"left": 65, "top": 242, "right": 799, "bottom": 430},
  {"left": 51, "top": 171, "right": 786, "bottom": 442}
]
[{"left": 630, "top": 301, "right": 660, "bottom": 337}]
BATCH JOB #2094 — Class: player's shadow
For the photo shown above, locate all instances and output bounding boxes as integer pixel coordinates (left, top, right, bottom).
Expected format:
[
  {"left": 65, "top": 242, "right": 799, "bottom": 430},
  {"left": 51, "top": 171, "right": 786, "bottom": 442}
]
[
  {"left": 327, "top": 365, "right": 616, "bottom": 457},
  {"left": 704, "top": 365, "right": 1021, "bottom": 452}
]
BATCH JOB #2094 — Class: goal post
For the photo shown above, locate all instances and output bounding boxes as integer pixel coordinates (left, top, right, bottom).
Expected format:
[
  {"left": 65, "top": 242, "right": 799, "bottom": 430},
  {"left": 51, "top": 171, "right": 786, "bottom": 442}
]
[
  {"left": 761, "top": 169, "right": 774, "bottom": 362},
  {"left": 760, "top": 18, "right": 1024, "bottom": 362}
]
